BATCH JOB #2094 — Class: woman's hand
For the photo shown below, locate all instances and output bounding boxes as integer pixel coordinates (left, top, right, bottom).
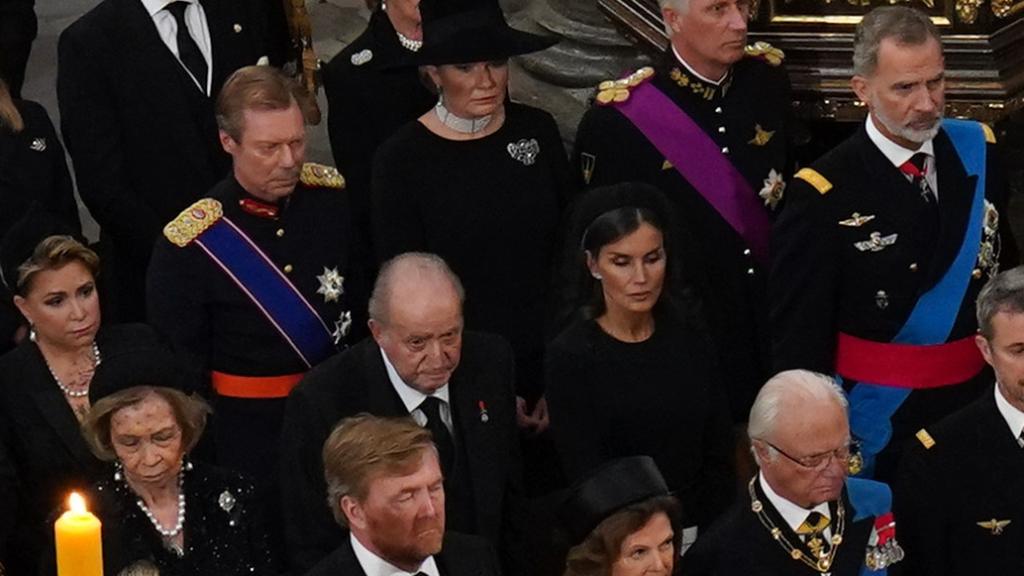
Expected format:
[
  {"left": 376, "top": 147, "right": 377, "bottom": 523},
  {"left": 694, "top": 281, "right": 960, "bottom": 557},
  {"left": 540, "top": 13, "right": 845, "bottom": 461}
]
[{"left": 515, "top": 395, "right": 550, "bottom": 435}]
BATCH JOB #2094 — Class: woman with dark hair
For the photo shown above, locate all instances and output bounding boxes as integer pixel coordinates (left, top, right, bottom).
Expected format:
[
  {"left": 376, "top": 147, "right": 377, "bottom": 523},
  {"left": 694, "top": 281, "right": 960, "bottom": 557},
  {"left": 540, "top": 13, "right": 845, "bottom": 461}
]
[
  {"left": 560, "top": 456, "right": 681, "bottom": 576},
  {"left": 372, "top": 3, "right": 567, "bottom": 434},
  {"left": 546, "top": 182, "right": 734, "bottom": 536}
]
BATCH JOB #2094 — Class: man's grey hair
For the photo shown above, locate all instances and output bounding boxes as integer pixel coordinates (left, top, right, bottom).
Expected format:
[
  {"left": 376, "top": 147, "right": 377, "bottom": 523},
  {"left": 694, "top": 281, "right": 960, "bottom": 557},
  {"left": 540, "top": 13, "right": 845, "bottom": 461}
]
[
  {"left": 853, "top": 6, "right": 942, "bottom": 77},
  {"left": 748, "top": 370, "right": 847, "bottom": 463},
  {"left": 368, "top": 252, "right": 465, "bottom": 325},
  {"left": 660, "top": 0, "right": 691, "bottom": 34},
  {"left": 977, "top": 266, "right": 1024, "bottom": 340}
]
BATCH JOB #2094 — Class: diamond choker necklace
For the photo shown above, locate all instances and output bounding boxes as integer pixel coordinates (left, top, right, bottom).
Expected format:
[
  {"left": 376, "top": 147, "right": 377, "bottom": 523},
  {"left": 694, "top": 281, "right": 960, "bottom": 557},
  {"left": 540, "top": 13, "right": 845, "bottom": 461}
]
[
  {"left": 434, "top": 101, "right": 492, "bottom": 134},
  {"left": 396, "top": 31, "right": 422, "bottom": 52}
]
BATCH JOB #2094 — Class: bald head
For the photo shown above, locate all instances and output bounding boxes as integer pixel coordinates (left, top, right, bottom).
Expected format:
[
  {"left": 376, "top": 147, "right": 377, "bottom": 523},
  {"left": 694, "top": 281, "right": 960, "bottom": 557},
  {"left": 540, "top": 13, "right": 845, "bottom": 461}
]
[{"left": 368, "top": 253, "right": 465, "bottom": 394}]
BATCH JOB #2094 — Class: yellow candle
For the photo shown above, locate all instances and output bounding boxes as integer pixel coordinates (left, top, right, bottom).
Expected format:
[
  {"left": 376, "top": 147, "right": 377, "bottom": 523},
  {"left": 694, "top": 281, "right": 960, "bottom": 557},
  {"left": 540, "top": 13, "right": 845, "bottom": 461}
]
[{"left": 55, "top": 492, "right": 103, "bottom": 576}]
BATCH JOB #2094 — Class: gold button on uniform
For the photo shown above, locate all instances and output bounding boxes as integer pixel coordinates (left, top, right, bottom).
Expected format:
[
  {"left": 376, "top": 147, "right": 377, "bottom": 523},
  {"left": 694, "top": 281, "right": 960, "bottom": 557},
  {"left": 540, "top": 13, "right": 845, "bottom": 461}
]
[
  {"left": 284, "top": 264, "right": 294, "bottom": 274},
  {"left": 276, "top": 228, "right": 285, "bottom": 238}
]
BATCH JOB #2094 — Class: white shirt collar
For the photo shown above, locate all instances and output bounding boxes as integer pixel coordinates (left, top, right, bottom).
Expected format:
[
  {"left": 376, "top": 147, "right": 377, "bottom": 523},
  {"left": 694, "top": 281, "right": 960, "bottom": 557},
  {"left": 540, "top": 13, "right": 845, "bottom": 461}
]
[
  {"left": 379, "top": 347, "right": 450, "bottom": 413},
  {"left": 864, "top": 114, "right": 935, "bottom": 169},
  {"left": 758, "top": 472, "right": 830, "bottom": 533},
  {"left": 350, "top": 532, "right": 440, "bottom": 576},
  {"left": 671, "top": 45, "right": 727, "bottom": 86},
  {"left": 994, "top": 383, "right": 1024, "bottom": 441},
  {"left": 141, "top": 0, "right": 198, "bottom": 17}
]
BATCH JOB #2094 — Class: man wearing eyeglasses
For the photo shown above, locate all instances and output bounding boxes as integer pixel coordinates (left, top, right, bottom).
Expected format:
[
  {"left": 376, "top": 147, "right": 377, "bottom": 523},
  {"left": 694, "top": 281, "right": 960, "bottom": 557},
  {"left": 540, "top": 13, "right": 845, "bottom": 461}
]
[
  {"left": 895, "top": 266, "right": 1024, "bottom": 575},
  {"left": 684, "top": 370, "right": 904, "bottom": 575}
]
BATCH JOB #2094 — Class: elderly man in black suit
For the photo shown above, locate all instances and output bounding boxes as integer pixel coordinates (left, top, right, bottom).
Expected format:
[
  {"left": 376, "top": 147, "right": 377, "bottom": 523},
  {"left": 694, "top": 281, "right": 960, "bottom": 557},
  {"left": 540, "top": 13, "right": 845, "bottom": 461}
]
[
  {"left": 306, "top": 414, "right": 500, "bottom": 576},
  {"left": 281, "top": 252, "right": 526, "bottom": 575},
  {"left": 57, "top": 0, "right": 273, "bottom": 321},
  {"left": 896, "top": 266, "right": 1024, "bottom": 575}
]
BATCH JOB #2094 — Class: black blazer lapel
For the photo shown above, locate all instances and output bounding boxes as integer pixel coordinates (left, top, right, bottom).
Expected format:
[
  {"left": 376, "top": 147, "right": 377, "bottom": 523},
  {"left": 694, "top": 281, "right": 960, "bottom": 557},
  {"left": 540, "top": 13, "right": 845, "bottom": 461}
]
[
  {"left": 450, "top": 370, "right": 501, "bottom": 529},
  {"left": 24, "top": 347, "right": 95, "bottom": 468},
  {"left": 855, "top": 128, "right": 927, "bottom": 237},
  {"left": 362, "top": 341, "right": 411, "bottom": 416},
  {"left": 924, "top": 129, "right": 977, "bottom": 288}
]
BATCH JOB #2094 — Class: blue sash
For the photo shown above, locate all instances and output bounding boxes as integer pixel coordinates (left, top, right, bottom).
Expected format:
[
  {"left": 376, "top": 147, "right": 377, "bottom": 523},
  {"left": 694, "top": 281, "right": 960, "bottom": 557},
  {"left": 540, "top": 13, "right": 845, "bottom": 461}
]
[
  {"left": 848, "top": 479, "right": 895, "bottom": 576},
  {"left": 848, "top": 119, "right": 987, "bottom": 477},
  {"left": 195, "top": 217, "right": 333, "bottom": 368}
]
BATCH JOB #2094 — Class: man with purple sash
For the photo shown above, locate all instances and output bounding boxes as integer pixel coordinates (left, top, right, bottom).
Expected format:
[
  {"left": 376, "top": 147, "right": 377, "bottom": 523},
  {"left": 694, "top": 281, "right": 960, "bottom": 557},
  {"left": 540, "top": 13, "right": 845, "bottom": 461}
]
[
  {"left": 146, "top": 67, "right": 364, "bottom": 564},
  {"left": 770, "top": 7, "right": 1018, "bottom": 482},
  {"left": 573, "top": 0, "right": 792, "bottom": 424}
]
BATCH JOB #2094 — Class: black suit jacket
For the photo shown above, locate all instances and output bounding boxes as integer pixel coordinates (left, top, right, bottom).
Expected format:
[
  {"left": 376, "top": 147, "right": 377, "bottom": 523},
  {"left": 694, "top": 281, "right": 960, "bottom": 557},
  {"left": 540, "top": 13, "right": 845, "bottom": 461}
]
[
  {"left": 895, "top": 386, "right": 1024, "bottom": 575},
  {"left": 0, "top": 324, "right": 163, "bottom": 574},
  {"left": 305, "top": 531, "right": 501, "bottom": 576},
  {"left": 57, "top": 0, "right": 270, "bottom": 320},
  {"left": 683, "top": 479, "right": 886, "bottom": 576},
  {"left": 281, "top": 333, "right": 527, "bottom": 575}
]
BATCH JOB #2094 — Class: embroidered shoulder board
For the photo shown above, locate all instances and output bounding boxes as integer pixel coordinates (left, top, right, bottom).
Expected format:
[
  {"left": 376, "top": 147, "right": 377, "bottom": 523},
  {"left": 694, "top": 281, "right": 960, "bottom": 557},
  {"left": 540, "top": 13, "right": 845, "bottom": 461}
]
[
  {"left": 795, "top": 167, "right": 832, "bottom": 195},
  {"left": 164, "top": 198, "right": 224, "bottom": 248},
  {"left": 744, "top": 41, "right": 785, "bottom": 66},
  {"left": 915, "top": 428, "right": 936, "bottom": 449},
  {"left": 301, "top": 163, "right": 346, "bottom": 189},
  {"left": 981, "top": 123, "right": 997, "bottom": 144},
  {"left": 595, "top": 67, "right": 655, "bottom": 106}
]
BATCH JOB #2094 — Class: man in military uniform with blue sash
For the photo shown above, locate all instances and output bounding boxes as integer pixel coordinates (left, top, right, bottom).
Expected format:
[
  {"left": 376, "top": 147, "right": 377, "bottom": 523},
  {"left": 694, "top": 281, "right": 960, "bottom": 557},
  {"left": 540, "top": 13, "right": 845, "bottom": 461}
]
[
  {"left": 147, "top": 65, "right": 363, "bottom": 494},
  {"left": 770, "top": 6, "right": 1018, "bottom": 481},
  {"left": 573, "top": 0, "right": 792, "bottom": 423}
]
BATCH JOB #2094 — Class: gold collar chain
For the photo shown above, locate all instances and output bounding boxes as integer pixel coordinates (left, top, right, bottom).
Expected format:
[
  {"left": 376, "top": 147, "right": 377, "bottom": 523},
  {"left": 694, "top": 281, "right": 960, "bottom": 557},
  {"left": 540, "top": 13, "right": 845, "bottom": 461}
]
[{"left": 747, "top": 477, "right": 846, "bottom": 573}]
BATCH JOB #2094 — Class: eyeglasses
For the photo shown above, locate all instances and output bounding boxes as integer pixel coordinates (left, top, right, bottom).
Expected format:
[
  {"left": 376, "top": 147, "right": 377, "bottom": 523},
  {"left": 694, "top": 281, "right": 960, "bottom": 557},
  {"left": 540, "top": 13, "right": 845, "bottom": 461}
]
[{"left": 760, "top": 439, "right": 862, "bottom": 471}]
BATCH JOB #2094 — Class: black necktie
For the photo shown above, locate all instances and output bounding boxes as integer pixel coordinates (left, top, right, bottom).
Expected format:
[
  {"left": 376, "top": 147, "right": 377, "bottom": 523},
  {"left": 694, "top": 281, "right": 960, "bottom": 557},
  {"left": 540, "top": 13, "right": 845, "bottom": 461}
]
[
  {"left": 165, "top": 1, "right": 208, "bottom": 92},
  {"left": 418, "top": 397, "right": 454, "bottom": 476}
]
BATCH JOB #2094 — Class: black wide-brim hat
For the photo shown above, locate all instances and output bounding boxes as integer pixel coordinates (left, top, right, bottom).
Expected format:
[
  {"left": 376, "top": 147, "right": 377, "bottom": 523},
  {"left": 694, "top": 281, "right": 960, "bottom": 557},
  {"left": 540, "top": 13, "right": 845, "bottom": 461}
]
[
  {"left": 408, "top": 4, "right": 558, "bottom": 67},
  {"left": 558, "top": 456, "right": 674, "bottom": 544}
]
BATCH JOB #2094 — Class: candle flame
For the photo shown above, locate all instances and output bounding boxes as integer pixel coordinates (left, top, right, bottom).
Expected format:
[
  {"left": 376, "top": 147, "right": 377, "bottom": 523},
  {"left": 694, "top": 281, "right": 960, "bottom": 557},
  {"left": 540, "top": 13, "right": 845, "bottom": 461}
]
[{"left": 68, "top": 492, "right": 87, "bottom": 513}]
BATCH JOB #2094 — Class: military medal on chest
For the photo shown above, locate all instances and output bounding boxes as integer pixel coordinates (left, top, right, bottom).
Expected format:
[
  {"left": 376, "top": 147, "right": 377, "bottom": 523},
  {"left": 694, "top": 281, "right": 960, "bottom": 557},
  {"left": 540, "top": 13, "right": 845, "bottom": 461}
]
[{"left": 316, "top": 267, "right": 345, "bottom": 303}]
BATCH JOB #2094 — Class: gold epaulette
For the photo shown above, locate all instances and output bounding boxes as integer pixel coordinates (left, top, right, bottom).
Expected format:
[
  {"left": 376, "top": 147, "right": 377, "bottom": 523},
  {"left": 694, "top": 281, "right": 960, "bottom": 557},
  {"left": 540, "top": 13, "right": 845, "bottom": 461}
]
[
  {"left": 981, "top": 123, "right": 997, "bottom": 144},
  {"left": 794, "top": 167, "right": 832, "bottom": 195},
  {"left": 595, "top": 67, "right": 655, "bottom": 106},
  {"left": 915, "top": 429, "right": 936, "bottom": 449},
  {"left": 300, "top": 163, "right": 345, "bottom": 189},
  {"left": 164, "top": 198, "right": 223, "bottom": 248},
  {"left": 744, "top": 41, "right": 785, "bottom": 66}
]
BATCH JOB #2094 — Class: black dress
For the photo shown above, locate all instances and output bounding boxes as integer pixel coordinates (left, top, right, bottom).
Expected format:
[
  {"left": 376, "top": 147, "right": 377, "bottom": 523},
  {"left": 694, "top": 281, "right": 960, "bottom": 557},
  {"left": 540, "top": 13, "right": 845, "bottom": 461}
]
[
  {"left": 0, "top": 324, "right": 161, "bottom": 575},
  {"left": 60, "top": 461, "right": 274, "bottom": 576},
  {"left": 545, "top": 313, "right": 734, "bottom": 528},
  {"left": 372, "top": 103, "right": 571, "bottom": 400}
]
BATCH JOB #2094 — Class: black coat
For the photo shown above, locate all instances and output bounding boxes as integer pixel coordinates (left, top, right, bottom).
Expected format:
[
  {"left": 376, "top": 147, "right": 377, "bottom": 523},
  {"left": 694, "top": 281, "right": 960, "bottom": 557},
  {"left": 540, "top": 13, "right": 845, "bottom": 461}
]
[
  {"left": 769, "top": 124, "right": 1018, "bottom": 477},
  {"left": 280, "top": 334, "right": 527, "bottom": 575},
  {"left": 0, "top": 323, "right": 163, "bottom": 575},
  {"left": 57, "top": 0, "right": 271, "bottom": 321},
  {"left": 305, "top": 531, "right": 501, "bottom": 576},
  {"left": 573, "top": 53, "right": 792, "bottom": 420},
  {"left": 895, "top": 386, "right": 1024, "bottom": 575},
  {"left": 683, "top": 479, "right": 889, "bottom": 576}
]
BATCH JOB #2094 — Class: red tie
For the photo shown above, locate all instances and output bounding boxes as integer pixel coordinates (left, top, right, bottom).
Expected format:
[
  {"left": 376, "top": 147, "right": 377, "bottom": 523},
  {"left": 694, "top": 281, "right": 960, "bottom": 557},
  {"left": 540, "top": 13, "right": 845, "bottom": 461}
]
[{"left": 899, "top": 152, "right": 936, "bottom": 205}]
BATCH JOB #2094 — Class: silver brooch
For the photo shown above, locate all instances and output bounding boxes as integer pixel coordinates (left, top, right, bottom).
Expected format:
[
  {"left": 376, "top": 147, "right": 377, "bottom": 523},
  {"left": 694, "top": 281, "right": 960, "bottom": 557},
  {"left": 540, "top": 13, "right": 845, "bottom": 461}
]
[
  {"left": 316, "top": 266, "right": 345, "bottom": 303},
  {"left": 233, "top": 23, "right": 242, "bottom": 33},
  {"left": 854, "top": 231, "right": 898, "bottom": 252},
  {"left": 219, "top": 490, "right": 236, "bottom": 512},
  {"left": 351, "top": 49, "right": 373, "bottom": 66},
  {"left": 507, "top": 138, "right": 540, "bottom": 166},
  {"left": 29, "top": 138, "right": 46, "bottom": 152}
]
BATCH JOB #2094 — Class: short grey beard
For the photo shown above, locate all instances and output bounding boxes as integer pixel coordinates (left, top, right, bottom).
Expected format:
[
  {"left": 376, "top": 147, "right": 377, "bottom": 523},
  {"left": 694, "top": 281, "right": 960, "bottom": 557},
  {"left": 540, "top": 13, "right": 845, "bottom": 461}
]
[{"left": 871, "top": 97, "right": 942, "bottom": 145}]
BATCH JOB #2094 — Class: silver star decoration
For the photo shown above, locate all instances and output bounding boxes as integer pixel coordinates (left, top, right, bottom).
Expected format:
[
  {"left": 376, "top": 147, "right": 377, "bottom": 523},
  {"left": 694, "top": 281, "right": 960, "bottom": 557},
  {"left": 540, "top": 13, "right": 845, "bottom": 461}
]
[
  {"left": 332, "top": 310, "right": 353, "bottom": 345},
  {"left": 218, "top": 490, "right": 236, "bottom": 512},
  {"left": 316, "top": 267, "right": 345, "bottom": 303}
]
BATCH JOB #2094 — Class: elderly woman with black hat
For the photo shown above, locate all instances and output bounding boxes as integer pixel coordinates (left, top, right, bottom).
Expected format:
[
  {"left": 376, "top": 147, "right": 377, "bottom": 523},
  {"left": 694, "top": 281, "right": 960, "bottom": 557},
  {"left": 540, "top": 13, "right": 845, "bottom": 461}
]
[
  {"left": 60, "top": 343, "right": 275, "bottom": 576},
  {"left": 371, "top": 3, "right": 568, "bottom": 434},
  {"left": 560, "top": 456, "right": 682, "bottom": 576},
  {"left": 0, "top": 212, "right": 168, "bottom": 575},
  {"left": 546, "top": 183, "right": 735, "bottom": 539}
]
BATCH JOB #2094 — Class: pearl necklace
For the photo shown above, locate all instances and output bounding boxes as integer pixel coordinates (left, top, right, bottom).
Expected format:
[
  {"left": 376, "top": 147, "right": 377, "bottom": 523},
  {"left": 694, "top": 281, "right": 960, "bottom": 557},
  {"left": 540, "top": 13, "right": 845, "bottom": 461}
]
[
  {"left": 46, "top": 342, "right": 101, "bottom": 398},
  {"left": 396, "top": 31, "right": 422, "bottom": 52},
  {"left": 435, "top": 101, "right": 492, "bottom": 134},
  {"left": 136, "top": 470, "right": 186, "bottom": 541}
]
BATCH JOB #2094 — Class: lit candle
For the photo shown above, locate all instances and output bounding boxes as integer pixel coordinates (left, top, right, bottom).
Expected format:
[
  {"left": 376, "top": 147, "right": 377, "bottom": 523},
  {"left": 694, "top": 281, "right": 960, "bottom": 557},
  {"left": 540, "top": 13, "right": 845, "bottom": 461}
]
[{"left": 54, "top": 492, "right": 103, "bottom": 576}]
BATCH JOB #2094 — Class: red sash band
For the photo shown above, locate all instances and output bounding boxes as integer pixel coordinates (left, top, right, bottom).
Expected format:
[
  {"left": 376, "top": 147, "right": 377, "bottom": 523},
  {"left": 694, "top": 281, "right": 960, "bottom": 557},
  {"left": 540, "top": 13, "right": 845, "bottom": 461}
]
[
  {"left": 835, "top": 333, "right": 985, "bottom": 389},
  {"left": 211, "top": 371, "right": 304, "bottom": 399}
]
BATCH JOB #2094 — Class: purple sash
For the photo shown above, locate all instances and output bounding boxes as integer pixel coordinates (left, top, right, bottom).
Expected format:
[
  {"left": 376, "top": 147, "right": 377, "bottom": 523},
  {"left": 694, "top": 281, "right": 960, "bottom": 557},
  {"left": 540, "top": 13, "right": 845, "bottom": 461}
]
[{"left": 616, "top": 81, "right": 771, "bottom": 264}]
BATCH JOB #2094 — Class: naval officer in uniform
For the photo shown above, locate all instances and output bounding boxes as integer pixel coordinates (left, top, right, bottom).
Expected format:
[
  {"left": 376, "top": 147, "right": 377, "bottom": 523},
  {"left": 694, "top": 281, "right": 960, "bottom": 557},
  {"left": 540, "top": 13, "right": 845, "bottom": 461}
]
[
  {"left": 573, "top": 0, "right": 792, "bottom": 423},
  {"left": 769, "top": 6, "right": 1018, "bottom": 481}
]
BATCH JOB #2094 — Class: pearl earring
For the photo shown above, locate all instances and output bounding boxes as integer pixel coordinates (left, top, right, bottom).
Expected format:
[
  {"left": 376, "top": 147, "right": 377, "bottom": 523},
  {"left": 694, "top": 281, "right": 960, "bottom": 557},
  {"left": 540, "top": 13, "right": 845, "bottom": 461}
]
[{"left": 591, "top": 272, "right": 603, "bottom": 280}]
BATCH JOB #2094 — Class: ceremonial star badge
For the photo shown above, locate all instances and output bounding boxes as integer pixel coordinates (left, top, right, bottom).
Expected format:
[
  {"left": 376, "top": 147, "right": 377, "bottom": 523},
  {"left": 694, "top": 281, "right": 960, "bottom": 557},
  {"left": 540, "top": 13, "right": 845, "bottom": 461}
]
[
  {"left": 332, "top": 311, "right": 353, "bottom": 345},
  {"left": 759, "top": 169, "right": 785, "bottom": 210},
  {"left": 316, "top": 267, "right": 345, "bottom": 303}
]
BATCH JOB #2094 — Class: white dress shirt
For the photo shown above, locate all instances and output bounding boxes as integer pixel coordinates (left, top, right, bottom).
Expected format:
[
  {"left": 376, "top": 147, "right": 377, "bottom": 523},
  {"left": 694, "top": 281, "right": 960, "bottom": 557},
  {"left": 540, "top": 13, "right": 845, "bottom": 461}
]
[
  {"left": 994, "top": 382, "right": 1024, "bottom": 442},
  {"left": 380, "top": 348, "right": 453, "bottom": 433},
  {"left": 141, "top": 0, "right": 213, "bottom": 94},
  {"left": 865, "top": 115, "right": 939, "bottom": 199},
  {"left": 759, "top": 472, "right": 832, "bottom": 540},
  {"left": 351, "top": 532, "right": 440, "bottom": 576}
]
